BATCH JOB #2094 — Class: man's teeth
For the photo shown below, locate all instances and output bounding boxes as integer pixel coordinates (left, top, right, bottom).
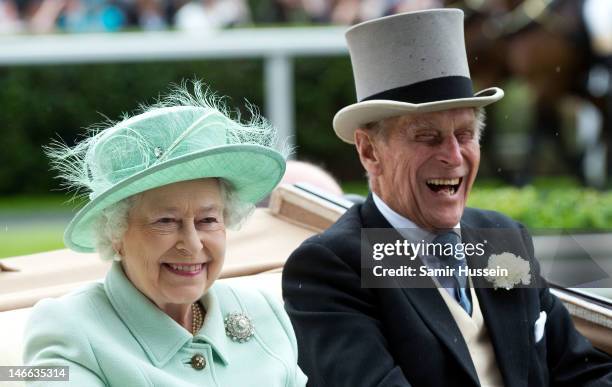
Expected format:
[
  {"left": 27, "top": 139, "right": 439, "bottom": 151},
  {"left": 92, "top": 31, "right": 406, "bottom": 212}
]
[
  {"left": 426, "top": 178, "right": 460, "bottom": 185},
  {"left": 168, "top": 264, "right": 203, "bottom": 272}
]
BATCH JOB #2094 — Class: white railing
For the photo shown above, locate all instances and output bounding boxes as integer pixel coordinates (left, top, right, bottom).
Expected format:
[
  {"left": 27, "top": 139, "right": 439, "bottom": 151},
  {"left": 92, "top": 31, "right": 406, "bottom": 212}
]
[{"left": 0, "top": 27, "right": 350, "bottom": 148}]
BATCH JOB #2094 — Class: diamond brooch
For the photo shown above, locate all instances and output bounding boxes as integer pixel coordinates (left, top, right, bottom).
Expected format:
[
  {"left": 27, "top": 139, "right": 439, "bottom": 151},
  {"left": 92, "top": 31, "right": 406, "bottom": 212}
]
[
  {"left": 224, "top": 312, "right": 254, "bottom": 343},
  {"left": 153, "top": 147, "right": 163, "bottom": 159}
]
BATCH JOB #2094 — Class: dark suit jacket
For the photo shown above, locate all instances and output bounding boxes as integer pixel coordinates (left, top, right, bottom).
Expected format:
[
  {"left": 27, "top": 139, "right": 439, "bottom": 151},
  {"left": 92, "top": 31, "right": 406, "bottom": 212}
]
[{"left": 282, "top": 195, "right": 612, "bottom": 387}]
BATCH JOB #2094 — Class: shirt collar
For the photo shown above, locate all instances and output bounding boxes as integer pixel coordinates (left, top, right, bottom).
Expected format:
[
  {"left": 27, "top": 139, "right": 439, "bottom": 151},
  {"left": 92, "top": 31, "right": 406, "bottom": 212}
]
[
  {"left": 104, "top": 262, "right": 230, "bottom": 367},
  {"left": 371, "top": 192, "right": 460, "bottom": 242}
]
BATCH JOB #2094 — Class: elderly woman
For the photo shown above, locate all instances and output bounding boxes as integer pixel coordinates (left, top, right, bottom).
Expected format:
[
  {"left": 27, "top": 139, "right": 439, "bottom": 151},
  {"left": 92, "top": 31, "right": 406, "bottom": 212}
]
[{"left": 23, "top": 83, "right": 307, "bottom": 386}]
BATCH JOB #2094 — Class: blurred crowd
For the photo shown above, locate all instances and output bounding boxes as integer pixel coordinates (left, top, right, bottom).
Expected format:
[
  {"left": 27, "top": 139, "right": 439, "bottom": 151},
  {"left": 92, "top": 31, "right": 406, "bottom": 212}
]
[
  {"left": 0, "top": 0, "right": 247, "bottom": 33},
  {"left": 0, "top": 0, "right": 443, "bottom": 34},
  {"left": 259, "top": 0, "right": 441, "bottom": 25}
]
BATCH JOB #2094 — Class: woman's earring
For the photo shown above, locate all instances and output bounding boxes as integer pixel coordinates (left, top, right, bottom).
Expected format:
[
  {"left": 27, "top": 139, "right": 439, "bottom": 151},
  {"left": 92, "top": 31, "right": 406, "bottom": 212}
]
[{"left": 113, "top": 253, "right": 122, "bottom": 262}]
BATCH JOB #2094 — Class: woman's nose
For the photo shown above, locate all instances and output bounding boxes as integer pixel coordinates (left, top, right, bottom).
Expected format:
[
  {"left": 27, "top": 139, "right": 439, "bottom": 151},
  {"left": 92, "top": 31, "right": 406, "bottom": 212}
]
[{"left": 177, "top": 222, "right": 203, "bottom": 254}]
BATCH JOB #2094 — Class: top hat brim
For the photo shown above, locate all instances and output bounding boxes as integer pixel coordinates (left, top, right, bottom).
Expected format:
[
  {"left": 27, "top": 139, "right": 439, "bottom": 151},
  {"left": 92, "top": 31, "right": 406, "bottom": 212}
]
[
  {"left": 64, "top": 144, "right": 285, "bottom": 252},
  {"left": 333, "top": 87, "right": 504, "bottom": 144}
]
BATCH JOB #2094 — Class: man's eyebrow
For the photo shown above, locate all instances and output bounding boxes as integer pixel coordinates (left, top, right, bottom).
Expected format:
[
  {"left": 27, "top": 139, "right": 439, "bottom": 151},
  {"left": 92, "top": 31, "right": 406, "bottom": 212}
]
[
  {"left": 406, "top": 118, "right": 438, "bottom": 131},
  {"left": 462, "top": 119, "right": 479, "bottom": 131}
]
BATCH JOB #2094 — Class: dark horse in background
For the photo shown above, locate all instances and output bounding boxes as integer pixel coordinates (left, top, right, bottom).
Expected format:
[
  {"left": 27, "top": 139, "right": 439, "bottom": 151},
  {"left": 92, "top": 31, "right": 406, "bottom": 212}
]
[{"left": 449, "top": 0, "right": 612, "bottom": 187}]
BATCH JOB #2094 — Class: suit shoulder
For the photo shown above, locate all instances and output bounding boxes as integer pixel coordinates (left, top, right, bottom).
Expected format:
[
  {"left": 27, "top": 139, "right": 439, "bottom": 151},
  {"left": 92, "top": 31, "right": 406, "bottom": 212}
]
[
  {"left": 463, "top": 207, "right": 523, "bottom": 228},
  {"left": 293, "top": 204, "right": 362, "bottom": 254}
]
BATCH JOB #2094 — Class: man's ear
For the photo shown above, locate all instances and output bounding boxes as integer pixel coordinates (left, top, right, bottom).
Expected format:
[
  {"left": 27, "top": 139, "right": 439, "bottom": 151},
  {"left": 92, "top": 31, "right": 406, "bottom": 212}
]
[{"left": 354, "top": 128, "right": 383, "bottom": 177}]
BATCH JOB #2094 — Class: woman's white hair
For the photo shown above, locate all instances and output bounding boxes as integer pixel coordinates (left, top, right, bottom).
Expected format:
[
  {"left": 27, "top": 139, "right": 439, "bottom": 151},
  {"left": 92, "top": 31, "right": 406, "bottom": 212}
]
[{"left": 94, "top": 178, "right": 253, "bottom": 260}]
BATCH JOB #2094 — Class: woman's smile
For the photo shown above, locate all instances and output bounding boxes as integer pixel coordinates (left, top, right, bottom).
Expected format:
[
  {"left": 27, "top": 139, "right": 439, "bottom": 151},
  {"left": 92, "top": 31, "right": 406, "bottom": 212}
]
[{"left": 162, "top": 262, "right": 207, "bottom": 277}]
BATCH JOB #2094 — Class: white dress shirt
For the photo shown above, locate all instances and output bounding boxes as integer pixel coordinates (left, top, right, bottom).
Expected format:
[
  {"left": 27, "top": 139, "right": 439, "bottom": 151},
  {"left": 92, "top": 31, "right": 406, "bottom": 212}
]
[{"left": 371, "top": 192, "right": 461, "bottom": 299}]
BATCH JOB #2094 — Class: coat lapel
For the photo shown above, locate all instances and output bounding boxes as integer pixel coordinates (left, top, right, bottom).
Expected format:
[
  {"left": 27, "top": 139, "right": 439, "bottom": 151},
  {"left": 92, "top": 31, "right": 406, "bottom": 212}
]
[
  {"left": 400, "top": 288, "right": 480, "bottom": 386},
  {"left": 461, "top": 225, "right": 530, "bottom": 387},
  {"left": 361, "top": 196, "right": 480, "bottom": 386}
]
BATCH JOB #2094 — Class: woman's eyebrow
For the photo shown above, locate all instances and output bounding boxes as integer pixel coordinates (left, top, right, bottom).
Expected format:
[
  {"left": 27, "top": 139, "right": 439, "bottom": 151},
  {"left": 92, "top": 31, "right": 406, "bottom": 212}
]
[
  {"left": 197, "top": 204, "right": 223, "bottom": 213},
  {"left": 150, "top": 203, "right": 222, "bottom": 213},
  {"left": 149, "top": 206, "right": 180, "bottom": 214}
]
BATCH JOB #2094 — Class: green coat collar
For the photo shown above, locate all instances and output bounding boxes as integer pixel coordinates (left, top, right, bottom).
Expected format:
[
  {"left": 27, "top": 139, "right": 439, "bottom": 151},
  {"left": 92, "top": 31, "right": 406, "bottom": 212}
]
[{"left": 104, "top": 262, "right": 230, "bottom": 367}]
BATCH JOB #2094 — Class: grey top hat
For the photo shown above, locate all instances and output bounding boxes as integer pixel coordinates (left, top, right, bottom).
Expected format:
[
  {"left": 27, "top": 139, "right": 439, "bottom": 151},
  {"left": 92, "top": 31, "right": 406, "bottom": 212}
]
[{"left": 333, "top": 8, "right": 504, "bottom": 144}]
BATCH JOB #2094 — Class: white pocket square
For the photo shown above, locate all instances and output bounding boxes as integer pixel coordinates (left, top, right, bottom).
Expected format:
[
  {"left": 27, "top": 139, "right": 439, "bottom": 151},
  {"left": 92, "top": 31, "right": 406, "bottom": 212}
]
[{"left": 534, "top": 311, "right": 547, "bottom": 343}]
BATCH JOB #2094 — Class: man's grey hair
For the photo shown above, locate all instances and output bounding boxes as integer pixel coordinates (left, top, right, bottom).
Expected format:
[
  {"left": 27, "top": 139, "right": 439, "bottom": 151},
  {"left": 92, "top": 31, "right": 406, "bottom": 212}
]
[
  {"left": 364, "top": 107, "right": 487, "bottom": 143},
  {"left": 475, "top": 108, "right": 486, "bottom": 140},
  {"left": 94, "top": 178, "right": 252, "bottom": 260}
]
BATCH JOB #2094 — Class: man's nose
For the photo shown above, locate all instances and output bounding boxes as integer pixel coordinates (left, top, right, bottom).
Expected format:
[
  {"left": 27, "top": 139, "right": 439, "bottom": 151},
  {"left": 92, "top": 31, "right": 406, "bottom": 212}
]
[{"left": 436, "top": 136, "right": 462, "bottom": 167}]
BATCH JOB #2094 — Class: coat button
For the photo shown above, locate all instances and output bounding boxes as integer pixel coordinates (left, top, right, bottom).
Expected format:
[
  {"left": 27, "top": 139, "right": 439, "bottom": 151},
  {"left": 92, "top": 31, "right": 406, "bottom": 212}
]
[{"left": 191, "top": 353, "right": 206, "bottom": 370}]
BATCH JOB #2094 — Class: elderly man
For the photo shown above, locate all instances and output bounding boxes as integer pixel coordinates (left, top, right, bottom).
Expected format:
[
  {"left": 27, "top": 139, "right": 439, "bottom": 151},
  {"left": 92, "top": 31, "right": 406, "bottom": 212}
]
[{"left": 282, "top": 9, "right": 612, "bottom": 387}]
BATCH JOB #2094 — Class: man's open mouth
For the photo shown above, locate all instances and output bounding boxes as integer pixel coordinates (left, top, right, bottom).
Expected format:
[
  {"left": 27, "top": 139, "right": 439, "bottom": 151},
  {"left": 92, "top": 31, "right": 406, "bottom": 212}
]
[{"left": 426, "top": 177, "right": 463, "bottom": 195}]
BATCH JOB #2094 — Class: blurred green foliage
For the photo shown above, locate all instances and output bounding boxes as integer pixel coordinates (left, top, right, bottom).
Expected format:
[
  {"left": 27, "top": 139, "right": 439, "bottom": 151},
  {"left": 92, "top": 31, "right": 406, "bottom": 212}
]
[
  {"left": 1, "top": 55, "right": 605, "bottom": 196},
  {"left": 0, "top": 57, "right": 361, "bottom": 195},
  {"left": 343, "top": 180, "right": 612, "bottom": 230},
  {"left": 0, "top": 225, "right": 65, "bottom": 259},
  {"left": 468, "top": 187, "right": 612, "bottom": 229},
  {"left": 0, "top": 195, "right": 76, "bottom": 213}
]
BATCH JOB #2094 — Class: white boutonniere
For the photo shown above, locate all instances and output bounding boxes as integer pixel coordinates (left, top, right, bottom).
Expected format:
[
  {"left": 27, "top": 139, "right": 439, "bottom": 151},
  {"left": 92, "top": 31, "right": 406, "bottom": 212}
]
[{"left": 486, "top": 252, "right": 531, "bottom": 290}]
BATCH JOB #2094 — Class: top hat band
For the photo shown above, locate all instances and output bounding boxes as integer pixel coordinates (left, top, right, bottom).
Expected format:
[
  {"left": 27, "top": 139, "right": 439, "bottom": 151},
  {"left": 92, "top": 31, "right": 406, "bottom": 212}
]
[{"left": 361, "top": 76, "right": 474, "bottom": 104}]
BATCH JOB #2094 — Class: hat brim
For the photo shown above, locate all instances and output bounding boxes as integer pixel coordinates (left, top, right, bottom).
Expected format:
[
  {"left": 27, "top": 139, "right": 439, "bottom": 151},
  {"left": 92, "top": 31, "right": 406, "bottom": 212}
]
[
  {"left": 64, "top": 144, "right": 285, "bottom": 252},
  {"left": 333, "top": 87, "right": 504, "bottom": 144}
]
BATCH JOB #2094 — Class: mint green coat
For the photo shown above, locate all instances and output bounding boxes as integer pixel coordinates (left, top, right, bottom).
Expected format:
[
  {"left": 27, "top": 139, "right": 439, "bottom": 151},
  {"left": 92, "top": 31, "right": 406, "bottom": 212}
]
[{"left": 23, "top": 263, "right": 307, "bottom": 386}]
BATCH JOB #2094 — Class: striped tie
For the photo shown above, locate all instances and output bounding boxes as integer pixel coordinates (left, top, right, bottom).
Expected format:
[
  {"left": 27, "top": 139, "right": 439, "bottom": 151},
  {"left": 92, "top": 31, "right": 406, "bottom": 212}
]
[{"left": 433, "top": 231, "right": 472, "bottom": 315}]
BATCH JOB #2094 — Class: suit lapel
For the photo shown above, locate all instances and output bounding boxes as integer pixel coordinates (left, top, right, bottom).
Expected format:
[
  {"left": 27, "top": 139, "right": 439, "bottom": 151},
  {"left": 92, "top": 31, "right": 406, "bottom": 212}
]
[
  {"left": 461, "top": 225, "right": 530, "bottom": 387},
  {"left": 400, "top": 288, "right": 480, "bottom": 385},
  {"left": 361, "top": 196, "right": 480, "bottom": 386}
]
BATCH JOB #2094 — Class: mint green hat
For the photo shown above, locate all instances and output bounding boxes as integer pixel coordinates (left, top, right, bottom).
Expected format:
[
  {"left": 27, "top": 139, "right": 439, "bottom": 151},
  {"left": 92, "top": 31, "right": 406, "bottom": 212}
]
[{"left": 48, "top": 85, "right": 287, "bottom": 253}]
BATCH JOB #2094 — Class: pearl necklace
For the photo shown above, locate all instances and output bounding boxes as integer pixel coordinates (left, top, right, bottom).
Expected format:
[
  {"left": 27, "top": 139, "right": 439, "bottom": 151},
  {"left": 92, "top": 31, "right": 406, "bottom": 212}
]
[{"left": 191, "top": 302, "right": 204, "bottom": 335}]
